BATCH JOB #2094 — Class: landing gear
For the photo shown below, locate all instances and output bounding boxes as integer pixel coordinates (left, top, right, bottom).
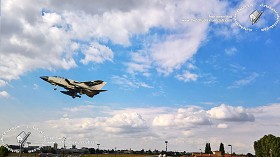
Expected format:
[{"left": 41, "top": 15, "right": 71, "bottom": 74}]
[
  {"left": 54, "top": 85, "right": 58, "bottom": 90},
  {"left": 72, "top": 95, "right": 81, "bottom": 99}
]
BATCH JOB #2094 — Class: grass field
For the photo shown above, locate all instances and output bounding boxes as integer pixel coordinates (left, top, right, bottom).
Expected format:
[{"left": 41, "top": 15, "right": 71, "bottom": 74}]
[
  {"left": 83, "top": 154, "right": 156, "bottom": 157},
  {"left": 7, "top": 153, "right": 157, "bottom": 157}
]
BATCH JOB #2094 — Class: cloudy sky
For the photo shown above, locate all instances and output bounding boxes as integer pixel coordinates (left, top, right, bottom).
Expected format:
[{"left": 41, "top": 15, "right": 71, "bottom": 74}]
[{"left": 1, "top": 0, "right": 280, "bottom": 154}]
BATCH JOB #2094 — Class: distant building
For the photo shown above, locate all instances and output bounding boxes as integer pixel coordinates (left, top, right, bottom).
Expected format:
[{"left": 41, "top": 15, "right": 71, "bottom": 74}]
[{"left": 213, "top": 151, "right": 222, "bottom": 156}]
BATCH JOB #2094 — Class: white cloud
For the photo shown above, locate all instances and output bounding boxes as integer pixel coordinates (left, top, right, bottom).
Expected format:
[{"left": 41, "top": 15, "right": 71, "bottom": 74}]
[
  {"left": 33, "top": 83, "right": 39, "bottom": 90},
  {"left": 153, "top": 106, "right": 211, "bottom": 127},
  {"left": 0, "top": 91, "right": 10, "bottom": 98},
  {"left": 20, "top": 103, "right": 280, "bottom": 153},
  {"left": 46, "top": 111, "right": 149, "bottom": 136},
  {"left": 1, "top": 2, "right": 77, "bottom": 80},
  {"left": 225, "top": 47, "right": 237, "bottom": 56},
  {"left": 182, "top": 130, "right": 194, "bottom": 137},
  {"left": 152, "top": 114, "right": 174, "bottom": 127},
  {"left": 207, "top": 104, "right": 254, "bottom": 122},
  {"left": 63, "top": 105, "right": 95, "bottom": 113},
  {"left": 176, "top": 71, "right": 198, "bottom": 82},
  {"left": 0, "top": 80, "right": 7, "bottom": 87},
  {"left": 217, "top": 123, "right": 228, "bottom": 129},
  {"left": 1, "top": 0, "right": 169, "bottom": 80},
  {"left": 47, "top": 117, "right": 98, "bottom": 135},
  {"left": 104, "top": 112, "right": 148, "bottom": 134},
  {"left": 80, "top": 42, "right": 113, "bottom": 64},
  {"left": 126, "top": 51, "right": 152, "bottom": 77},
  {"left": 0, "top": 0, "right": 231, "bottom": 81},
  {"left": 111, "top": 75, "right": 153, "bottom": 89},
  {"left": 124, "top": 0, "right": 229, "bottom": 77},
  {"left": 229, "top": 72, "right": 259, "bottom": 89}
]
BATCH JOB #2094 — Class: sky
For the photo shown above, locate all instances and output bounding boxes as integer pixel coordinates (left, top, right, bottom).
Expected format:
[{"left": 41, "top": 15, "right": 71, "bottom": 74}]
[{"left": 0, "top": 0, "right": 280, "bottom": 154}]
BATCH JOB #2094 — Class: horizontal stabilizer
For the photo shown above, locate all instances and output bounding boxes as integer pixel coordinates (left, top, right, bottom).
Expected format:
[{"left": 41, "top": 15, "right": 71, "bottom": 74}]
[{"left": 95, "top": 90, "right": 107, "bottom": 92}]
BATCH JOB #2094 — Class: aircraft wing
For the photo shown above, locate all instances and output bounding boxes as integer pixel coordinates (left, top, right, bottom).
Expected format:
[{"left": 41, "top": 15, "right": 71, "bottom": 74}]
[
  {"left": 79, "top": 80, "right": 104, "bottom": 86},
  {"left": 60, "top": 90, "right": 81, "bottom": 98}
]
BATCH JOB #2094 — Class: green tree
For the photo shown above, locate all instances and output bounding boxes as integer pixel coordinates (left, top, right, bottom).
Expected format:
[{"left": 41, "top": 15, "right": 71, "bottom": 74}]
[
  {"left": 0, "top": 146, "right": 9, "bottom": 157},
  {"left": 254, "top": 134, "right": 280, "bottom": 157},
  {"left": 205, "top": 143, "right": 212, "bottom": 154},
  {"left": 89, "top": 148, "right": 95, "bottom": 154},
  {"left": 219, "top": 143, "right": 225, "bottom": 155}
]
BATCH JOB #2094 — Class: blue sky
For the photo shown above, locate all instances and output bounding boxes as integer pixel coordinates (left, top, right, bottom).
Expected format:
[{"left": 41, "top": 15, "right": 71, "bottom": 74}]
[{"left": 1, "top": 0, "right": 280, "bottom": 154}]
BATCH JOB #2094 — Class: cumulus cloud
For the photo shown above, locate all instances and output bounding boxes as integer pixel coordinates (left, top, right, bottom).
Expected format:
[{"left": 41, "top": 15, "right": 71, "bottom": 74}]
[
  {"left": 153, "top": 106, "right": 211, "bottom": 127},
  {"left": 1, "top": 2, "right": 77, "bottom": 80},
  {"left": 1, "top": 0, "right": 174, "bottom": 80},
  {"left": 207, "top": 104, "right": 255, "bottom": 122},
  {"left": 153, "top": 104, "right": 255, "bottom": 129},
  {"left": 0, "top": 91, "right": 10, "bottom": 98},
  {"left": 80, "top": 42, "right": 113, "bottom": 64},
  {"left": 0, "top": 0, "right": 231, "bottom": 81},
  {"left": 34, "top": 103, "right": 280, "bottom": 153},
  {"left": 46, "top": 111, "right": 148, "bottom": 136},
  {"left": 47, "top": 117, "right": 98, "bottom": 135},
  {"left": 104, "top": 112, "right": 148, "bottom": 134}
]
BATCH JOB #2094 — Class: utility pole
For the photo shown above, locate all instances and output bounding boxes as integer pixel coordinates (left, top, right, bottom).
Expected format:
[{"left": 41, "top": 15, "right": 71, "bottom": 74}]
[{"left": 115, "top": 147, "right": 117, "bottom": 157}]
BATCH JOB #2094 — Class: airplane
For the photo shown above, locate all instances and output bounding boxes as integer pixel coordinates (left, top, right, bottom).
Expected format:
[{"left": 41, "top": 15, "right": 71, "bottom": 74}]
[{"left": 40, "top": 76, "right": 107, "bottom": 98}]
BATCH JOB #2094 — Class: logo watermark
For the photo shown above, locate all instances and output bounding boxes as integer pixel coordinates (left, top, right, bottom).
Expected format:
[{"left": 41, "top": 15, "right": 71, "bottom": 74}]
[
  {"left": 182, "top": 3, "right": 279, "bottom": 32},
  {"left": 1, "top": 125, "right": 96, "bottom": 152}
]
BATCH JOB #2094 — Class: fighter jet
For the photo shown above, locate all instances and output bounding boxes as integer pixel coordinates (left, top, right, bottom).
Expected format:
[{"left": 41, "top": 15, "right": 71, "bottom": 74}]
[{"left": 40, "top": 76, "right": 107, "bottom": 98}]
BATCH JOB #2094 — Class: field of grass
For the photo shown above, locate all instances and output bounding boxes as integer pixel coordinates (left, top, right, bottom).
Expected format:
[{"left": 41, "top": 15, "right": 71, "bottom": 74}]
[
  {"left": 6, "top": 153, "right": 157, "bottom": 157},
  {"left": 82, "top": 154, "right": 156, "bottom": 157}
]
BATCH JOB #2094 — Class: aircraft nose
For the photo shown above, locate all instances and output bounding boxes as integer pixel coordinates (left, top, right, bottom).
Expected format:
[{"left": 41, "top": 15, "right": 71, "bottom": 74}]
[{"left": 40, "top": 76, "right": 49, "bottom": 81}]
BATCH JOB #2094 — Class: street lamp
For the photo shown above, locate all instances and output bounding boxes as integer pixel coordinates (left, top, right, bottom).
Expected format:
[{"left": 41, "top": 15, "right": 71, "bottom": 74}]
[
  {"left": 97, "top": 144, "right": 100, "bottom": 157},
  {"left": 63, "top": 137, "right": 66, "bottom": 157},
  {"left": 228, "top": 145, "right": 232, "bottom": 157},
  {"left": 165, "top": 141, "right": 168, "bottom": 152}
]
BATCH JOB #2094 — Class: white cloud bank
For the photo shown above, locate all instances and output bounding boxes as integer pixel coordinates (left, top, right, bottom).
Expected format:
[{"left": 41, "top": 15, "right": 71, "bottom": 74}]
[
  {"left": 26, "top": 103, "right": 280, "bottom": 153},
  {"left": 2, "top": 103, "right": 280, "bottom": 153},
  {"left": 207, "top": 104, "right": 255, "bottom": 122}
]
